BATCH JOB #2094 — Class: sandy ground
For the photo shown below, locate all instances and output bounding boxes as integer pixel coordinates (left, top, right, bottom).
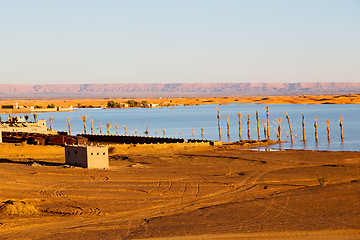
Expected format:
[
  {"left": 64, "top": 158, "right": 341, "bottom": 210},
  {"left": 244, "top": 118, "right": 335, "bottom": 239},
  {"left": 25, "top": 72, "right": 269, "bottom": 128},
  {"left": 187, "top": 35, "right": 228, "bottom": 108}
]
[
  {"left": 1, "top": 94, "right": 360, "bottom": 114},
  {"left": 0, "top": 142, "right": 359, "bottom": 239}
]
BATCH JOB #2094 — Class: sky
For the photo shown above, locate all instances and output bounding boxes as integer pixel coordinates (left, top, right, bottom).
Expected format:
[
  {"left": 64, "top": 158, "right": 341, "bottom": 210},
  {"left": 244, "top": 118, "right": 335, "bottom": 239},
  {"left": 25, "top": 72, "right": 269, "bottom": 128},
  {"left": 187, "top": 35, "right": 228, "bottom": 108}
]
[{"left": 1, "top": 0, "right": 359, "bottom": 85}]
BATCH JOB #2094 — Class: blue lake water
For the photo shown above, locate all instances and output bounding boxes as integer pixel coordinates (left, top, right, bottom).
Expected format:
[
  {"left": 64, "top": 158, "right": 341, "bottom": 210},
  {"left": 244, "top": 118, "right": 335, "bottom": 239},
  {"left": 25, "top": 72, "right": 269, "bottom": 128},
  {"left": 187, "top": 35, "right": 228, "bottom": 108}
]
[{"left": 2, "top": 103, "right": 360, "bottom": 151}]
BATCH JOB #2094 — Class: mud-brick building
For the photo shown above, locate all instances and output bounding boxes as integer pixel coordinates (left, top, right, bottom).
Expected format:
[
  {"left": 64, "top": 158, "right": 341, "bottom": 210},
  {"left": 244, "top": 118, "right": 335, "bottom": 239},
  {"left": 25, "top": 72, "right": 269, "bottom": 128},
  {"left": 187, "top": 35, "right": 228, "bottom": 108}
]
[{"left": 65, "top": 144, "right": 109, "bottom": 169}]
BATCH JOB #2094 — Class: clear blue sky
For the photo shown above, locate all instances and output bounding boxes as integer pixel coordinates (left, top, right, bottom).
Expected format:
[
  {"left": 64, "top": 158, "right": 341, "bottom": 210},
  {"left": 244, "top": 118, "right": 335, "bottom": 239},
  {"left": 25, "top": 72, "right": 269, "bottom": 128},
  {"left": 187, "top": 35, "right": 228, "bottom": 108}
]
[{"left": 1, "top": 0, "right": 359, "bottom": 84}]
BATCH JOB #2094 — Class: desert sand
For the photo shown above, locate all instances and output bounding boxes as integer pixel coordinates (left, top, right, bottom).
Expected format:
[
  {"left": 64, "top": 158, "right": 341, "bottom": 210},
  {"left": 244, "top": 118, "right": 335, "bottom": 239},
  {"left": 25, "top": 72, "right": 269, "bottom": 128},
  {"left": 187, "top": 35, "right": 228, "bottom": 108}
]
[
  {"left": 1, "top": 94, "right": 360, "bottom": 114},
  {"left": 0, "top": 142, "right": 359, "bottom": 239}
]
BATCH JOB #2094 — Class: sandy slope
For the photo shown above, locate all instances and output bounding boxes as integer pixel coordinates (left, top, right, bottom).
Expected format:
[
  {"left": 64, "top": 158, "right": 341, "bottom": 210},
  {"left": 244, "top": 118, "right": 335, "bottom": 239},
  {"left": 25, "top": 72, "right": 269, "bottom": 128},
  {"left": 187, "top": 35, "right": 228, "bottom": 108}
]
[
  {"left": 1, "top": 94, "right": 360, "bottom": 114},
  {"left": 134, "top": 230, "right": 360, "bottom": 240},
  {"left": 0, "top": 143, "right": 359, "bottom": 239}
]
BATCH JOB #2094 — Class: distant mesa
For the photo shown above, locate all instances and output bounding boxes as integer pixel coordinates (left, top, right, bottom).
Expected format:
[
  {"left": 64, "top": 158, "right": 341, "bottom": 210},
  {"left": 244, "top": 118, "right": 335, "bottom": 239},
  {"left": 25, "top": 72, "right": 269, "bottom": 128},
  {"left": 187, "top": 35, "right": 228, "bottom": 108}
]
[{"left": 0, "top": 82, "right": 359, "bottom": 98}]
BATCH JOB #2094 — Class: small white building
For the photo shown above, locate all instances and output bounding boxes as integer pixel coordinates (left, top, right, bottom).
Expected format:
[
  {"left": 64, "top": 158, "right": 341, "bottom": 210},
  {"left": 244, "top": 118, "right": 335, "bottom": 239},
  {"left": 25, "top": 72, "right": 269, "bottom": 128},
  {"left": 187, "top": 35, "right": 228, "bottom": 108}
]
[
  {"left": 149, "top": 103, "right": 159, "bottom": 108},
  {"left": 65, "top": 144, "right": 109, "bottom": 169},
  {"left": 0, "top": 119, "right": 54, "bottom": 134}
]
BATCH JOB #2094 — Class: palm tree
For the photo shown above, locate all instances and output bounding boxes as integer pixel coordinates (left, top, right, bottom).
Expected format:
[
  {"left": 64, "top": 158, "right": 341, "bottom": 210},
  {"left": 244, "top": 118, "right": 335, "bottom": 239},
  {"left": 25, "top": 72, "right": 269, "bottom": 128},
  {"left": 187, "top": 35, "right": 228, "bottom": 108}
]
[
  {"left": 284, "top": 112, "right": 293, "bottom": 142},
  {"left": 339, "top": 115, "right": 344, "bottom": 141},
  {"left": 114, "top": 124, "right": 119, "bottom": 135},
  {"left": 24, "top": 115, "right": 29, "bottom": 123},
  {"left": 276, "top": 118, "right": 282, "bottom": 141},
  {"left": 89, "top": 119, "right": 94, "bottom": 134},
  {"left": 67, "top": 118, "right": 71, "bottom": 135},
  {"left": 326, "top": 120, "right": 330, "bottom": 141},
  {"left": 302, "top": 112, "right": 306, "bottom": 142},
  {"left": 106, "top": 122, "right": 111, "bottom": 135},
  {"left": 265, "top": 106, "right": 270, "bottom": 139},
  {"left": 262, "top": 119, "right": 267, "bottom": 139},
  {"left": 314, "top": 116, "right": 318, "bottom": 142},
  {"left": 256, "top": 111, "right": 260, "bottom": 141},
  {"left": 49, "top": 117, "right": 54, "bottom": 131},
  {"left": 237, "top": 112, "right": 242, "bottom": 139},
  {"left": 216, "top": 107, "right": 221, "bottom": 138},
  {"left": 81, "top": 115, "right": 87, "bottom": 134},
  {"left": 99, "top": 122, "right": 103, "bottom": 134},
  {"left": 227, "top": 115, "right": 230, "bottom": 137},
  {"left": 247, "top": 114, "right": 251, "bottom": 140},
  {"left": 33, "top": 114, "right": 38, "bottom": 123},
  {"left": 123, "top": 126, "right": 127, "bottom": 135}
]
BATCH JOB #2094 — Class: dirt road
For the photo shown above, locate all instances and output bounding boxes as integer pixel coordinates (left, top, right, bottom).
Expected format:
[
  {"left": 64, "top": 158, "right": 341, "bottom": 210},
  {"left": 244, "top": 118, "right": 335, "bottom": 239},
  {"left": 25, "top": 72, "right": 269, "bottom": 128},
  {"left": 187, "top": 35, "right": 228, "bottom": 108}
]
[{"left": 0, "top": 143, "right": 359, "bottom": 239}]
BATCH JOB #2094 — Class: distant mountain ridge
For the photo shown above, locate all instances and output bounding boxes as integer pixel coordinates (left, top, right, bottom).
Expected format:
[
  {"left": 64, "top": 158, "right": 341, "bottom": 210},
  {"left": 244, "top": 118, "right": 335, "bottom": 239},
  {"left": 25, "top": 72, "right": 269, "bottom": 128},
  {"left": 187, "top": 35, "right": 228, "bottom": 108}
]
[{"left": 0, "top": 82, "right": 359, "bottom": 98}]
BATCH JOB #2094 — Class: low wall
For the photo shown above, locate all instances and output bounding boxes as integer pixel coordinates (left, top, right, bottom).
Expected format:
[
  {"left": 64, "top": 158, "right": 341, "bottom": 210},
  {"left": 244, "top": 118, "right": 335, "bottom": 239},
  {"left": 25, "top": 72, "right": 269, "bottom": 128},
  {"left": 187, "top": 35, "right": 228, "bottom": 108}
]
[
  {"left": 78, "top": 134, "right": 185, "bottom": 144},
  {"left": 2, "top": 131, "right": 87, "bottom": 145}
]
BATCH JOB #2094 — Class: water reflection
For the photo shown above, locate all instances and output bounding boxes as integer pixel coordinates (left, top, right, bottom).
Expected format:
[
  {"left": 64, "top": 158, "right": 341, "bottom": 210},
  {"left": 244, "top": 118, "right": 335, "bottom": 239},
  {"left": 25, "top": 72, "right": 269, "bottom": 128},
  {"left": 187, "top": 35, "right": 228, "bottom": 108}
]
[{"left": 1, "top": 103, "right": 359, "bottom": 151}]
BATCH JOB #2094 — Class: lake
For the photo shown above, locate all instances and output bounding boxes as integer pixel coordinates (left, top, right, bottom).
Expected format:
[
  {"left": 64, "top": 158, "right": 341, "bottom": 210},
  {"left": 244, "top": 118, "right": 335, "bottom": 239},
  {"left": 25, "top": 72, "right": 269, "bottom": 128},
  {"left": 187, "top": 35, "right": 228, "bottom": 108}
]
[{"left": 2, "top": 103, "right": 359, "bottom": 151}]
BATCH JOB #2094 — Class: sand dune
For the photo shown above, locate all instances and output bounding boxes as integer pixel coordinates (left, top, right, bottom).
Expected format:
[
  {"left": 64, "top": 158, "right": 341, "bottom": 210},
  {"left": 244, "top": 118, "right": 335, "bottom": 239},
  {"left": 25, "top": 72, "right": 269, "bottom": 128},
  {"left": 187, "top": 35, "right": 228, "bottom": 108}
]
[{"left": 1, "top": 94, "right": 360, "bottom": 114}]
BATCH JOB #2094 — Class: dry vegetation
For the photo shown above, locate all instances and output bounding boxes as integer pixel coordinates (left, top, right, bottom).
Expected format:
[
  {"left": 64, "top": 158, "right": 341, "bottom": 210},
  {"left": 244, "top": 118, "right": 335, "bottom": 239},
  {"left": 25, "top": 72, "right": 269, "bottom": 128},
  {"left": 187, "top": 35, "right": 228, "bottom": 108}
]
[
  {"left": 0, "top": 143, "right": 359, "bottom": 239},
  {"left": 1, "top": 94, "right": 360, "bottom": 114}
]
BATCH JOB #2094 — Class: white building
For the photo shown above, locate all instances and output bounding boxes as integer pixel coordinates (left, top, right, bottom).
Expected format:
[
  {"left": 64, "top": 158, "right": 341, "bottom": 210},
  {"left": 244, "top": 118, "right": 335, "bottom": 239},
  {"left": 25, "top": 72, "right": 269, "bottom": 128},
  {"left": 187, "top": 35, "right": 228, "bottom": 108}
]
[
  {"left": 149, "top": 103, "right": 159, "bottom": 108},
  {"left": 65, "top": 144, "right": 109, "bottom": 169},
  {"left": 0, "top": 119, "right": 55, "bottom": 134}
]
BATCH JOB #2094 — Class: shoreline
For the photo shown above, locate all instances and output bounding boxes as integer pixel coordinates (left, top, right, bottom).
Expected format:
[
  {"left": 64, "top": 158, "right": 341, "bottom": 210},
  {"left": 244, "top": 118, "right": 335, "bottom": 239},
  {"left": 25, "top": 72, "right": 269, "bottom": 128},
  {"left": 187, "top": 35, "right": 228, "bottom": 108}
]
[{"left": 1, "top": 94, "right": 360, "bottom": 114}]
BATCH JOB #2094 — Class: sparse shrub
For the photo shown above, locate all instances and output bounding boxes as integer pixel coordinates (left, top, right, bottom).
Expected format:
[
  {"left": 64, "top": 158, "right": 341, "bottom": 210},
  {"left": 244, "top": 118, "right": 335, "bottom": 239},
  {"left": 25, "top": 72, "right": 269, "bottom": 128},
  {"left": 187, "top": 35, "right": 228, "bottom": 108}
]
[
  {"left": 107, "top": 100, "right": 117, "bottom": 108},
  {"left": 34, "top": 105, "right": 42, "bottom": 109},
  {"left": 140, "top": 100, "right": 148, "bottom": 107},
  {"left": 47, "top": 103, "right": 55, "bottom": 108},
  {"left": 108, "top": 146, "right": 115, "bottom": 154},
  {"left": 318, "top": 176, "right": 328, "bottom": 186},
  {"left": 126, "top": 100, "right": 140, "bottom": 107},
  {"left": 226, "top": 168, "right": 232, "bottom": 177}
]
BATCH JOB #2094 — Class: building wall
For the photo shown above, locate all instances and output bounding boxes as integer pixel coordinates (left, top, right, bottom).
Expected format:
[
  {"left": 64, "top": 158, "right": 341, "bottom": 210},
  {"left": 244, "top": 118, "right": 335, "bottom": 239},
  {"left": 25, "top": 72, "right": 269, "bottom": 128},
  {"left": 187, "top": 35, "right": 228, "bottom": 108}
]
[
  {"left": 86, "top": 146, "right": 109, "bottom": 169},
  {"left": 65, "top": 145, "right": 109, "bottom": 169},
  {"left": 78, "top": 134, "right": 185, "bottom": 144},
  {"left": 65, "top": 145, "right": 88, "bottom": 168}
]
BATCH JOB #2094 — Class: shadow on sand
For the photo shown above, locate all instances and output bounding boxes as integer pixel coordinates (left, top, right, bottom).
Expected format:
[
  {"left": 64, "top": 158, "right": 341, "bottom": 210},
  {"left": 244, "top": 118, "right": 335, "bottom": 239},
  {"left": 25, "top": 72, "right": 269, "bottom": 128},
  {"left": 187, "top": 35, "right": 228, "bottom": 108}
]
[{"left": 0, "top": 158, "right": 64, "bottom": 167}]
